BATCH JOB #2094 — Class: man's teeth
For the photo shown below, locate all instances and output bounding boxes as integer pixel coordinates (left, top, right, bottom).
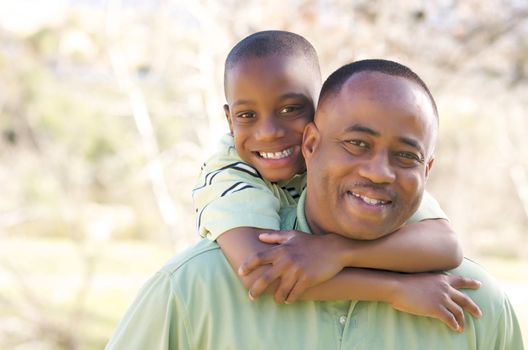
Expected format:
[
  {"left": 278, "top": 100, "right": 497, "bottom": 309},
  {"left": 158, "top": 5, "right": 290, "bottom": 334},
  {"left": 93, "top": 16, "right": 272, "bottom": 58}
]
[
  {"left": 351, "top": 192, "right": 389, "bottom": 205},
  {"left": 259, "top": 148, "right": 293, "bottom": 160}
]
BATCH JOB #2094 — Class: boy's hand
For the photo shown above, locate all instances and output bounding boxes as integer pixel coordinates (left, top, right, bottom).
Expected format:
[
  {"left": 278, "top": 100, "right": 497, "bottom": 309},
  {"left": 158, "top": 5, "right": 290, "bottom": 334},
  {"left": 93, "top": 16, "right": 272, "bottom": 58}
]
[
  {"left": 390, "top": 274, "right": 482, "bottom": 332},
  {"left": 238, "top": 231, "right": 344, "bottom": 304}
]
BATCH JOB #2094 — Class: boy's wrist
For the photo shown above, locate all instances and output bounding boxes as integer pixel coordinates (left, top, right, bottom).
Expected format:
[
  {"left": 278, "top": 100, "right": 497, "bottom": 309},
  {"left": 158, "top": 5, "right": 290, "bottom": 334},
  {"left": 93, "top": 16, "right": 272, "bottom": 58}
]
[
  {"left": 384, "top": 274, "right": 403, "bottom": 305},
  {"left": 331, "top": 235, "right": 360, "bottom": 268},
  {"left": 322, "top": 234, "right": 358, "bottom": 269}
]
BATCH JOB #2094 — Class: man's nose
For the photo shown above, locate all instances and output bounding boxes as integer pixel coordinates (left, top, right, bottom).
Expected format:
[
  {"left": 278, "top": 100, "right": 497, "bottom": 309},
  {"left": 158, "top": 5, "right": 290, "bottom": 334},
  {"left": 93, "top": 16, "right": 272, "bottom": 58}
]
[
  {"left": 254, "top": 115, "right": 285, "bottom": 141},
  {"left": 357, "top": 151, "right": 396, "bottom": 184}
]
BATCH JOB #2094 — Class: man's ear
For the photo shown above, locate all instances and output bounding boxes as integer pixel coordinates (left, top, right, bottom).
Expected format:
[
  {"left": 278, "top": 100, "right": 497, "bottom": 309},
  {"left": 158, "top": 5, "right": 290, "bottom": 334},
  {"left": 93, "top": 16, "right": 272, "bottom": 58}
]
[
  {"left": 425, "top": 156, "right": 434, "bottom": 179},
  {"left": 302, "top": 122, "right": 320, "bottom": 161},
  {"left": 223, "top": 104, "right": 233, "bottom": 135}
]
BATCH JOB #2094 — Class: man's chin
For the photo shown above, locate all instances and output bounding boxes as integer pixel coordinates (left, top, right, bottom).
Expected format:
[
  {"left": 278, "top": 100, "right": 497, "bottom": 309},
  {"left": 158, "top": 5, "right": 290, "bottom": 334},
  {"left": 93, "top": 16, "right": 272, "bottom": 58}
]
[{"left": 340, "top": 221, "right": 397, "bottom": 240}]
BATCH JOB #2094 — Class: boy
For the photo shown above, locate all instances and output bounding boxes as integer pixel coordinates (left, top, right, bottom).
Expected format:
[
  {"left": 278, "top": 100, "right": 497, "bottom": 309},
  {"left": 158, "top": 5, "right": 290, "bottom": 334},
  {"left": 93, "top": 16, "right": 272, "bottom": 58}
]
[{"left": 193, "top": 31, "right": 476, "bottom": 331}]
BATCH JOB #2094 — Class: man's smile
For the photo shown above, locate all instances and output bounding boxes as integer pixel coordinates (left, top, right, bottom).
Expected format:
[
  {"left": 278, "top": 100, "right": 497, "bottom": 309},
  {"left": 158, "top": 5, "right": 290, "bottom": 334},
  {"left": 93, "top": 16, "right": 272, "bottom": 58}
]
[{"left": 349, "top": 191, "right": 392, "bottom": 206}]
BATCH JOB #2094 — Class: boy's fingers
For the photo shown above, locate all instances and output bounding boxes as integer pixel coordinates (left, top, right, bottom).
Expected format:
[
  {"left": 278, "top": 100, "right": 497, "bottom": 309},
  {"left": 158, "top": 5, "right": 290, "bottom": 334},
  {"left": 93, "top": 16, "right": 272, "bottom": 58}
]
[
  {"left": 249, "top": 268, "right": 281, "bottom": 300},
  {"left": 274, "top": 271, "right": 297, "bottom": 304},
  {"left": 238, "top": 250, "right": 276, "bottom": 275},
  {"left": 451, "top": 290, "right": 482, "bottom": 319},
  {"left": 438, "top": 306, "right": 460, "bottom": 332},
  {"left": 444, "top": 299, "right": 465, "bottom": 332},
  {"left": 285, "top": 277, "right": 308, "bottom": 304},
  {"left": 449, "top": 276, "right": 481, "bottom": 290},
  {"left": 259, "top": 232, "right": 295, "bottom": 244}
]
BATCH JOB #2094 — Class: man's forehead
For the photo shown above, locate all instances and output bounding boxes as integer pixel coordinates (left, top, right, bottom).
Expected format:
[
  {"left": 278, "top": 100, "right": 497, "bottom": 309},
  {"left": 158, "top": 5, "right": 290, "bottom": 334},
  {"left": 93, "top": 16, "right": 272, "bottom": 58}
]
[
  {"left": 342, "top": 71, "right": 417, "bottom": 97},
  {"left": 321, "top": 72, "right": 435, "bottom": 120}
]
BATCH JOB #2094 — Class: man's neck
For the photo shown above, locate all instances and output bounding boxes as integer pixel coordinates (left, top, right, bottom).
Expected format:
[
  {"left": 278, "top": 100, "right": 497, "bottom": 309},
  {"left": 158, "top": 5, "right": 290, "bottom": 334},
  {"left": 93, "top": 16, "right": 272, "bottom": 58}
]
[{"left": 297, "top": 190, "right": 325, "bottom": 235}]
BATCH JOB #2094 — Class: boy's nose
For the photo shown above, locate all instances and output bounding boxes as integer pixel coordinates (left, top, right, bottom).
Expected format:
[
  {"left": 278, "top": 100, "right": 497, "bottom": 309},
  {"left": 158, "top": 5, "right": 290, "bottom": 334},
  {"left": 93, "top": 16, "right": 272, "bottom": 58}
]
[
  {"left": 254, "top": 116, "right": 286, "bottom": 141},
  {"left": 357, "top": 151, "right": 396, "bottom": 184}
]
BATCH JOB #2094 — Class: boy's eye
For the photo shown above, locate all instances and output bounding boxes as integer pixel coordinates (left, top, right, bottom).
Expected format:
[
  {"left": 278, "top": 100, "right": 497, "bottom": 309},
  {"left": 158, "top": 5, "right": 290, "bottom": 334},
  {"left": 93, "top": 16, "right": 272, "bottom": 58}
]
[
  {"left": 279, "top": 106, "right": 299, "bottom": 114},
  {"left": 236, "top": 112, "right": 255, "bottom": 119}
]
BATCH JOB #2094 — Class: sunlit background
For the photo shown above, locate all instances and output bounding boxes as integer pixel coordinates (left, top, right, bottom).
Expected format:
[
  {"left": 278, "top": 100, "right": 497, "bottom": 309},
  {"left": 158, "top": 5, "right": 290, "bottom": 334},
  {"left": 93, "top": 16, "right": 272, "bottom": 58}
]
[{"left": 0, "top": 0, "right": 527, "bottom": 349}]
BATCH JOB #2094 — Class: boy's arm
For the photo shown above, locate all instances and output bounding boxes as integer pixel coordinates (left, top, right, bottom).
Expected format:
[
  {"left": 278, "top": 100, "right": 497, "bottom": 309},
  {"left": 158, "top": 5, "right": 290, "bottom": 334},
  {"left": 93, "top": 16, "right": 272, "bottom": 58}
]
[
  {"left": 239, "top": 226, "right": 460, "bottom": 302},
  {"left": 313, "top": 190, "right": 463, "bottom": 272},
  {"left": 298, "top": 268, "right": 482, "bottom": 333},
  {"left": 248, "top": 218, "right": 461, "bottom": 277},
  {"left": 331, "top": 218, "right": 462, "bottom": 272},
  {"left": 217, "top": 227, "right": 343, "bottom": 292},
  {"left": 217, "top": 227, "right": 271, "bottom": 290},
  {"left": 217, "top": 227, "right": 339, "bottom": 291},
  {"left": 221, "top": 227, "right": 482, "bottom": 333}
]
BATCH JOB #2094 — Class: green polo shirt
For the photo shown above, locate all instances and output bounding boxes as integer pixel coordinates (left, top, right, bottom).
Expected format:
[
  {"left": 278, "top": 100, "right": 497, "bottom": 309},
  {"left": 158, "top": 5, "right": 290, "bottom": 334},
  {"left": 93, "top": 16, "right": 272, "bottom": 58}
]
[
  {"left": 105, "top": 191, "right": 524, "bottom": 350},
  {"left": 192, "top": 134, "right": 446, "bottom": 241}
]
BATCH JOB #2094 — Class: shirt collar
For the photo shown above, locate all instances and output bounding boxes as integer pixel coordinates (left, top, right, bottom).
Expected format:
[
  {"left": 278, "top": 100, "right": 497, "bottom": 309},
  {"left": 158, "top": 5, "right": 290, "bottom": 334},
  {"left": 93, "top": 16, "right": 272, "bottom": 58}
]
[{"left": 295, "top": 190, "right": 312, "bottom": 233}]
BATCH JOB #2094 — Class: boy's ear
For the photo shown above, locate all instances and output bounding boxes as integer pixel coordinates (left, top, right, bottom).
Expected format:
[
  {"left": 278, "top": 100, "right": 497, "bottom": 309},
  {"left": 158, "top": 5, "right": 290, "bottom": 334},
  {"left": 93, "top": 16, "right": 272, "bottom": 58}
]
[
  {"left": 223, "top": 104, "right": 234, "bottom": 134},
  {"left": 302, "top": 122, "right": 320, "bottom": 161}
]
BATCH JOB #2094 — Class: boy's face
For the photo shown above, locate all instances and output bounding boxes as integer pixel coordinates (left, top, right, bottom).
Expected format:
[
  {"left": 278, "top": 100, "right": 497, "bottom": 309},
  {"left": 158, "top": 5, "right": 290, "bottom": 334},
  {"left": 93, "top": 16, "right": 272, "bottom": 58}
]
[
  {"left": 224, "top": 54, "right": 320, "bottom": 182},
  {"left": 303, "top": 72, "right": 436, "bottom": 239}
]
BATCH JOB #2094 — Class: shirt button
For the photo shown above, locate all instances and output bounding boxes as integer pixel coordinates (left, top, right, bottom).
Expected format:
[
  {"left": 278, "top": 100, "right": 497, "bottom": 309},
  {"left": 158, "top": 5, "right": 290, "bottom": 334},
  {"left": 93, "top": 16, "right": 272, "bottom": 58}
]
[{"left": 339, "top": 315, "right": 347, "bottom": 325}]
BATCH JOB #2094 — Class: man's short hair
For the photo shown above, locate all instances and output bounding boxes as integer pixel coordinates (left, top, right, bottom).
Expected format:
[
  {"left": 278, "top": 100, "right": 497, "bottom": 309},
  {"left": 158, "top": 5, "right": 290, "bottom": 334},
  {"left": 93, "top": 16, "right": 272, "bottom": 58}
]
[
  {"left": 224, "top": 30, "right": 321, "bottom": 97},
  {"left": 318, "top": 59, "right": 438, "bottom": 120}
]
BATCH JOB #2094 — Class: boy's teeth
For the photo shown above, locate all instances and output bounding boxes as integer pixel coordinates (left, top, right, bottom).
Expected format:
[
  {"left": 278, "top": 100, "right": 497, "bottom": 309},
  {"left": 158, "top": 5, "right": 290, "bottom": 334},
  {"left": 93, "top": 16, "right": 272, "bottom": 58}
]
[
  {"left": 351, "top": 192, "right": 389, "bottom": 205},
  {"left": 259, "top": 148, "right": 293, "bottom": 160}
]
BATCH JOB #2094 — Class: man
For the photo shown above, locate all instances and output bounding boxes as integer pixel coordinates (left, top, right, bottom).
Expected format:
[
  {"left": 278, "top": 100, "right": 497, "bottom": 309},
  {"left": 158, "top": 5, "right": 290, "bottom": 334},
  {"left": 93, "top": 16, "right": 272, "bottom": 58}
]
[{"left": 105, "top": 60, "right": 524, "bottom": 350}]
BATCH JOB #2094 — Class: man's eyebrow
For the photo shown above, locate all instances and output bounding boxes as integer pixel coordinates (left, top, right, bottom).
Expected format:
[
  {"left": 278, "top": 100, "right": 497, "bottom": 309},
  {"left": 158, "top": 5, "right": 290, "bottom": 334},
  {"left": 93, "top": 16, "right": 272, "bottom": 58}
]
[{"left": 345, "top": 124, "right": 380, "bottom": 137}]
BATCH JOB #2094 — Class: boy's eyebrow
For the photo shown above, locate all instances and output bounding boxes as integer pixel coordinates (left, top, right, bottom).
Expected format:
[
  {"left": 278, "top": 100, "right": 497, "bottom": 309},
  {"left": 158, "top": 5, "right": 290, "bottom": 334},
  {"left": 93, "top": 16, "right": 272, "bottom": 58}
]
[
  {"left": 232, "top": 93, "right": 310, "bottom": 108},
  {"left": 231, "top": 99, "right": 255, "bottom": 108},
  {"left": 278, "top": 92, "right": 310, "bottom": 101}
]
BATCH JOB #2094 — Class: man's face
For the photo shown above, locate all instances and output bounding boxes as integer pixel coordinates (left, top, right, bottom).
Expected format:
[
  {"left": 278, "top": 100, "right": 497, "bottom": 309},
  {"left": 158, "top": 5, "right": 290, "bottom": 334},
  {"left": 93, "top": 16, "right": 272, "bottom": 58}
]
[
  {"left": 303, "top": 72, "right": 436, "bottom": 239},
  {"left": 224, "top": 54, "right": 320, "bottom": 182}
]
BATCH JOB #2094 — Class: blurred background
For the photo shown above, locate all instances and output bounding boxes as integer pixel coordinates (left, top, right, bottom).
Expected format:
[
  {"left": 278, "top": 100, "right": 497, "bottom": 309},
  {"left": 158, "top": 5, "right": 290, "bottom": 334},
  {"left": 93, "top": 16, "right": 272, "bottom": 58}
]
[{"left": 0, "top": 0, "right": 527, "bottom": 349}]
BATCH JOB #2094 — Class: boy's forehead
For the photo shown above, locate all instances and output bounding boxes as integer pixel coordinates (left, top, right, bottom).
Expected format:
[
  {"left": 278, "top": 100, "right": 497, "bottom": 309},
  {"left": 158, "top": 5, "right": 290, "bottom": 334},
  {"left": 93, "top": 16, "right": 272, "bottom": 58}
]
[
  {"left": 225, "top": 54, "right": 321, "bottom": 101},
  {"left": 227, "top": 53, "right": 316, "bottom": 78}
]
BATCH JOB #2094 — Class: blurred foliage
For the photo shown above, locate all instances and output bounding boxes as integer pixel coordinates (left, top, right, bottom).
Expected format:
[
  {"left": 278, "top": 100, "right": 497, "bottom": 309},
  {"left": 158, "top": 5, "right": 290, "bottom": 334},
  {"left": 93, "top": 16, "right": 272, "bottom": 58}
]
[{"left": 0, "top": 0, "right": 527, "bottom": 349}]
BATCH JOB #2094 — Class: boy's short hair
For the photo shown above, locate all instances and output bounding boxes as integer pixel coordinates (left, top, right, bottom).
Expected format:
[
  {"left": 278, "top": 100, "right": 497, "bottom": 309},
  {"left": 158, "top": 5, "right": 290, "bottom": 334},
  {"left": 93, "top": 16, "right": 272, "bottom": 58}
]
[
  {"left": 224, "top": 30, "right": 321, "bottom": 97},
  {"left": 318, "top": 59, "right": 438, "bottom": 121}
]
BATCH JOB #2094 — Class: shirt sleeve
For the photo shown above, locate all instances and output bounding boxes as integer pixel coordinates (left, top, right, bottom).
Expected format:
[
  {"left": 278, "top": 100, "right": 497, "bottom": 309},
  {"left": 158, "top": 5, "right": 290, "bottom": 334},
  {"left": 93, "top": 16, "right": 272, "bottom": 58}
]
[
  {"left": 407, "top": 190, "right": 449, "bottom": 224},
  {"left": 193, "top": 157, "right": 280, "bottom": 241},
  {"left": 104, "top": 271, "right": 192, "bottom": 350}
]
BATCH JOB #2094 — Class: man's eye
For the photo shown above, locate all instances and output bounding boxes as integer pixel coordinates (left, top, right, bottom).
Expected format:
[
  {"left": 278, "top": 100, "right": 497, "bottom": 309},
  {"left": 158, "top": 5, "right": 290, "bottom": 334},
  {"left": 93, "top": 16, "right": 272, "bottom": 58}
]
[
  {"left": 349, "top": 140, "right": 367, "bottom": 148},
  {"left": 237, "top": 112, "right": 255, "bottom": 119},
  {"left": 395, "top": 152, "right": 423, "bottom": 163}
]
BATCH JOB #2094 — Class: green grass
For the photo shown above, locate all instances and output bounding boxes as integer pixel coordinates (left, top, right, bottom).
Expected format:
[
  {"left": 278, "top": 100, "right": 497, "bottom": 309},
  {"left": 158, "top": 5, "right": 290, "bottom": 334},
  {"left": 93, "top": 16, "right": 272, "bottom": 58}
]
[{"left": 0, "top": 237, "right": 177, "bottom": 350}]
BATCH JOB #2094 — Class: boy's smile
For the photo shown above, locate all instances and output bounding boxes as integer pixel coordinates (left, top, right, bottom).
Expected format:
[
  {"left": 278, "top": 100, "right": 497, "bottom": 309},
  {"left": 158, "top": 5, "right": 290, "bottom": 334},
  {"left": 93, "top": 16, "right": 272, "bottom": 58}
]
[{"left": 224, "top": 54, "right": 320, "bottom": 182}]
